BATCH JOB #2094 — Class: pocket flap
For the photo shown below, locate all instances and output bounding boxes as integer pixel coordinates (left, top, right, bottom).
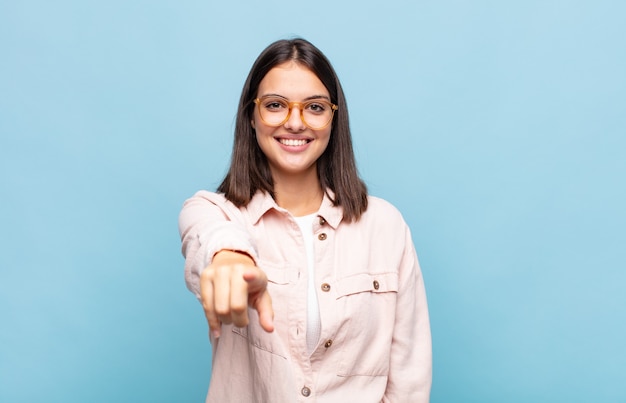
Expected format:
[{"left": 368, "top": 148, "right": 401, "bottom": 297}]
[
  {"left": 335, "top": 272, "right": 399, "bottom": 298},
  {"left": 257, "top": 259, "right": 294, "bottom": 285}
]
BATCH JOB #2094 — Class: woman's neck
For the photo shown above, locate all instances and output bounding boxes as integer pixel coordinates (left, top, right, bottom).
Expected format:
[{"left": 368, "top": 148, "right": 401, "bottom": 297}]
[{"left": 272, "top": 169, "right": 323, "bottom": 217}]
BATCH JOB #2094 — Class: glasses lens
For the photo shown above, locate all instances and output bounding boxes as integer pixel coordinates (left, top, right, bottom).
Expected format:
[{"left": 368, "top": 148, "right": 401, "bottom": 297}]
[
  {"left": 258, "top": 97, "right": 290, "bottom": 126},
  {"left": 257, "top": 97, "right": 335, "bottom": 129},
  {"left": 302, "top": 100, "right": 334, "bottom": 129}
]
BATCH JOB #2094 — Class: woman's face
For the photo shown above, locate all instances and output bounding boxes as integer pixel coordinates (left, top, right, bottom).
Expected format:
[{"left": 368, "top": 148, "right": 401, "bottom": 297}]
[{"left": 253, "top": 61, "right": 332, "bottom": 180}]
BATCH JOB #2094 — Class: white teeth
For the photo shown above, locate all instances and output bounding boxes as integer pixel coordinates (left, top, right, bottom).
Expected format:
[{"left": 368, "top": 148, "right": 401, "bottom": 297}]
[{"left": 279, "top": 138, "right": 308, "bottom": 146}]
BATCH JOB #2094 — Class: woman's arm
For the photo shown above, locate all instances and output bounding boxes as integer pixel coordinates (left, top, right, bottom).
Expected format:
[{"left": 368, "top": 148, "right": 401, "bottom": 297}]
[
  {"left": 178, "top": 191, "right": 274, "bottom": 337},
  {"left": 383, "top": 224, "right": 432, "bottom": 402}
]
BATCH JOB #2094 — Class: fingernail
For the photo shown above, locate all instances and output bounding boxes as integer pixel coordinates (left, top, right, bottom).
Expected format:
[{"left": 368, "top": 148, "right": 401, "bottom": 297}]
[{"left": 212, "top": 329, "right": 221, "bottom": 339}]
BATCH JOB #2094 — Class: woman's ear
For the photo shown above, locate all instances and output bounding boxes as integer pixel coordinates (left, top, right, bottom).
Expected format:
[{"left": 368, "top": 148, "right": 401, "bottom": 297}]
[{"left": 251, "top": 119, "right": 256, "bottom": 129}]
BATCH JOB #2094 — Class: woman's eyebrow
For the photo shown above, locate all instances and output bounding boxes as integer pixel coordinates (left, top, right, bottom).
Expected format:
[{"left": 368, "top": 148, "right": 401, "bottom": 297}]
[
  {"left": 258, "top": 93, "right": 287, "bottom": 99},
  {"left": 259, "top": 93, "right": 330, "bottom": 101},
  {"left": 303, "top": 95, "right": 331, "bottom": 101}
]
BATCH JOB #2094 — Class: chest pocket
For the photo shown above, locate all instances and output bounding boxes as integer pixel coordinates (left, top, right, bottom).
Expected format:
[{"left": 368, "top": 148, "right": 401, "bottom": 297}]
[
  {"left": 332, "top": 272, "right": 399, "bottom": 377},
  {"left": 259, "top": 259, "right": 293, "bottom": 286},
  {"left": 231, "top": 259, "right": 294, "bottom": 359}
]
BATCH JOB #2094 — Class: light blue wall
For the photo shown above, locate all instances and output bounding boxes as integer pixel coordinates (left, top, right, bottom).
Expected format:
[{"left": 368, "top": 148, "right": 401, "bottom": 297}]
[{"left": 1, "top": 1, "right": 624, "bottom": 402}]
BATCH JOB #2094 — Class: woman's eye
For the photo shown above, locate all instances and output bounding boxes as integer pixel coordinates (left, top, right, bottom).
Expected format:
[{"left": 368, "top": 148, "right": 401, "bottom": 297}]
[
  {"left": 307, "top": 102, "right": 326, "bottom": 113},
  {"left": 265, "top": 101, "right": 286, "bottom": 110}
]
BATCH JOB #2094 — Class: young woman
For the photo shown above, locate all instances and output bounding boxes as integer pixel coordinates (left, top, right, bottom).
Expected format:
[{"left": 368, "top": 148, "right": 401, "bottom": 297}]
[{"left": 179, "top": 38, "right": 432, "bottom": 402}]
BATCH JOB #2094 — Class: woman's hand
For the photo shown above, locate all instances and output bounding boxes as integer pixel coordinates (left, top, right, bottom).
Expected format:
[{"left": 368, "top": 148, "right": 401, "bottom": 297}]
[{"left": 200, "top": 250, "right": 274, "bottom": 338}]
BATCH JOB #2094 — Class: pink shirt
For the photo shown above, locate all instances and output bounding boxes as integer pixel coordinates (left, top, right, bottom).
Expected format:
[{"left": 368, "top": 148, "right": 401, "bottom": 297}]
[{"left": 179, "top": 190, "right": 432, "bottom": 402}]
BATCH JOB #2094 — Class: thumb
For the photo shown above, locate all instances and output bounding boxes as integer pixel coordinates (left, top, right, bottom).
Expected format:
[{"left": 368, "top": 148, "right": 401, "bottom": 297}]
[{"left": 242, "top": 267, "right": 268, "bottom": 294}]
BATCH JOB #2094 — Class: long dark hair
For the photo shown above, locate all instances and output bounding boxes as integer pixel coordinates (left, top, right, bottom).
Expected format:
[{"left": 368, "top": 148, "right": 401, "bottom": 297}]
[{"left": 217, "top": 38, "right": 368, "bottom": 222}]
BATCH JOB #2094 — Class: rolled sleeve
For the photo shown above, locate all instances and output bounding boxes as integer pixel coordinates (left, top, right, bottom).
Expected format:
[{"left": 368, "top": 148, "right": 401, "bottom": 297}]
[{"left": 178, "top": 191, "right": 258, "bottom": 298}]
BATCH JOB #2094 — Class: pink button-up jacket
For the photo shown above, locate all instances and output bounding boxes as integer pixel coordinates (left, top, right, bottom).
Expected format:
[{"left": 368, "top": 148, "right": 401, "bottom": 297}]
[{"left": 179, "top": 190, "right": 432, "bottom": 403}]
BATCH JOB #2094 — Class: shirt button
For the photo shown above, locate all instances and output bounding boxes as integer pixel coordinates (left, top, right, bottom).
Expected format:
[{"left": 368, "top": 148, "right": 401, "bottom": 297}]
[
  {"left": 301, "top": 386, "right": 311, "bottom": 397},
  {"left": 319, "top": 216, "right": 326, "bottom": 225},
  {"left": 321, "top": 283, "right": 331, "bottom": 292},
  {"left": 373, "top": 280, "right": 380, "bottom": 290},
  {"left": 324, "top": 339, "right": 333, "bottom": 348},
  {"left": 318, "top": 233, "right": 327, "bottom": 241}
]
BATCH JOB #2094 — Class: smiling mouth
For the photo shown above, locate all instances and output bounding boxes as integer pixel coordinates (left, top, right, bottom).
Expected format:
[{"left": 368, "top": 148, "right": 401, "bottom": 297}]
[{"left": 278, "top": 138, "right": 311, "bottom": 146}]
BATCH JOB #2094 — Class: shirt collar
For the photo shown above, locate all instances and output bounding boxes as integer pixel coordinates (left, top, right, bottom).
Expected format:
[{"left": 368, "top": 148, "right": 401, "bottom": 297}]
[{"left": 246, "top": 189, "right": 344, "bottom": 229}]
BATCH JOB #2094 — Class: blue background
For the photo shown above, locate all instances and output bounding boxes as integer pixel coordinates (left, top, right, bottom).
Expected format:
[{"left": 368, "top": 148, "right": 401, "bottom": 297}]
[{"left": 1, "top": 1, "right": 624, "bottom": 402}]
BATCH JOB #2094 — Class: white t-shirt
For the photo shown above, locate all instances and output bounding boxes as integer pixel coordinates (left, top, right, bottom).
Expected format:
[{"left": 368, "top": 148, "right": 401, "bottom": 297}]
[{"left": 293, "top": 213, "right": 321, "bottom": 354}]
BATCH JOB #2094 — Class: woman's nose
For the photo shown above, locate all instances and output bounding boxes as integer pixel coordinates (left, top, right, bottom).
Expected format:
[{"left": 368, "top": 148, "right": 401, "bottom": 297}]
[{"left": 284, "top": 105, "right": 306, "bottom": 131}]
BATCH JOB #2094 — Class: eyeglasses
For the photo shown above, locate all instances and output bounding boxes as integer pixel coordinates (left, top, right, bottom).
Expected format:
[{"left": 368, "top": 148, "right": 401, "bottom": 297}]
[{"left": 253, "top": 96, "right": 338, "bottom": 130}]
